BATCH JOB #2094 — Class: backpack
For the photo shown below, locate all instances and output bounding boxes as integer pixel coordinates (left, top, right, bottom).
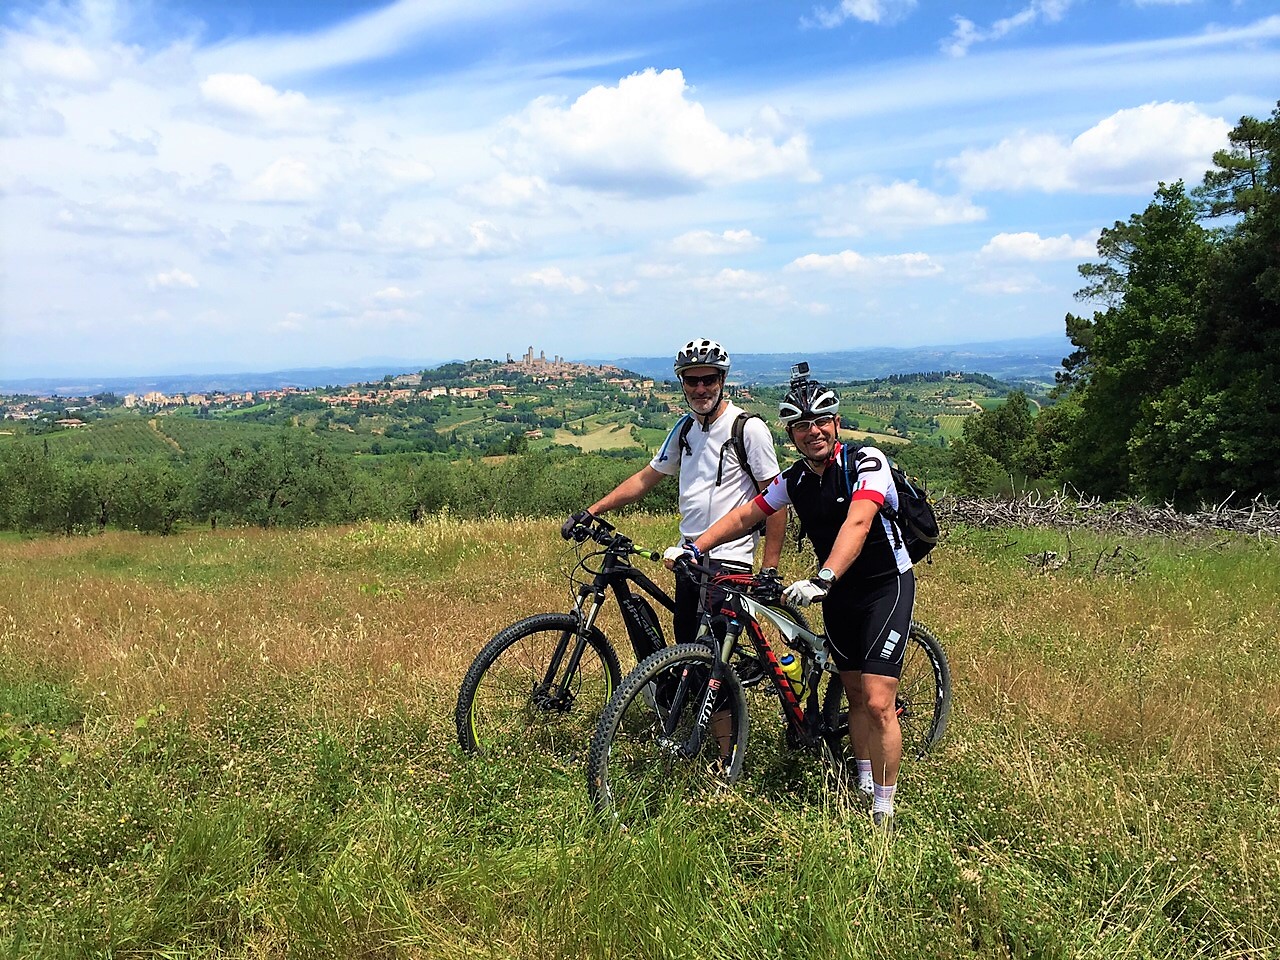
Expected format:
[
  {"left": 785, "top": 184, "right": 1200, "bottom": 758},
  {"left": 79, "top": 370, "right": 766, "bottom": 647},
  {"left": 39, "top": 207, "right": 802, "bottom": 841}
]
[
  {"left": 677, "top": 410, "right": 765, "bottom": 489},
  {"left": 843, "top": 446, "right": 939, "bottom": 565}
]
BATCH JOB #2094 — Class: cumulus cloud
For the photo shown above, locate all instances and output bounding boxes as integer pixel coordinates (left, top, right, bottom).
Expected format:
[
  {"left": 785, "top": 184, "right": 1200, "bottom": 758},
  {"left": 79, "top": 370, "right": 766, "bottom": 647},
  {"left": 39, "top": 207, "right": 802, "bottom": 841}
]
[
  {"left": 804, "top": 0, "right": 918, "bottom": 29},
  {"left": 787, "top": 250, "right": 942, "bottom": 277},
  {"left": 513, "top": 267, "right": 594, "bottom": 294},
  {"left": 942, "top": 0, "right": 1074, "bottom": 57},
  {"left": 243, "top": 157, "right": 324, "bottom": 202},
  {"left": 11, "top": 36, "right": 105, "bottom": 88},
  {"left": 980, "top": 231, "right": 1098, "bottom": 261},
  {"left": 496, "top": 68, "right": 815, "bottom": 197},
  {"left": 54, "top": 196, "right": 187, "bottom": 236},
  {"left": 689, "top": 268, "right": 789, "bottom": 305},
  {"left": 670, "top": 229, "right": 763, "bottom": 255},
  {"left": 945, "top": 102, "right": 1231, "bottom": 194},
  {"left": 199, "top": 73, "right": 341, "bottom": 133},
  {"left": 457, "top": 173, "right": 553, "bottom": 213},
  {"left": 148, "top": 268, "right": 199, "bottom": 291},
  {"left": 369, "top": 286, "right": 418, "bottom": 303},
  {"left": 107, "top": 128, "right": 160, "bottom": 156},
  {"left": 817, "top": 180, "right": 984, "bottom": 236}
]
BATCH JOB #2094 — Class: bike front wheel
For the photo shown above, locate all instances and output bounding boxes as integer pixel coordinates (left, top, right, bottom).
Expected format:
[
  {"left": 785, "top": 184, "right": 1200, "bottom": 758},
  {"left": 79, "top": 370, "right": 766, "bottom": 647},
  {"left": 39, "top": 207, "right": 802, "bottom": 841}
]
[
  {"left": 588, "top": 643, "right": 749, "bottom": 827},
  {"left": 821, "top": 620, "right": 952, "bottom": 761},
  {"left": 455, "top": 613, "right": 622, "bottom": 763}
]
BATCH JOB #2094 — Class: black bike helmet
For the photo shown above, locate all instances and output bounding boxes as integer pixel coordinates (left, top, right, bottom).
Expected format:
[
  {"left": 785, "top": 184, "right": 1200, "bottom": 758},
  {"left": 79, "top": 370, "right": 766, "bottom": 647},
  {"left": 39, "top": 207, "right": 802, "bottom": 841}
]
[
  {"left": 673, "top": 338, "right": 731, "bottom": 376},
  {"left": 779, "top": 378, "right": 839, "bottom": 425}
]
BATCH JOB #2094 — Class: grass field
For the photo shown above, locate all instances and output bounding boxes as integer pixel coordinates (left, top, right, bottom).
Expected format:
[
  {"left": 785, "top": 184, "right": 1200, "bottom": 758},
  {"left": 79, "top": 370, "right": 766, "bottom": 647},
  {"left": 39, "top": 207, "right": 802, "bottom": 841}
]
[{"left": 1, "top": 517, "right": 1276, "bottom": 958}]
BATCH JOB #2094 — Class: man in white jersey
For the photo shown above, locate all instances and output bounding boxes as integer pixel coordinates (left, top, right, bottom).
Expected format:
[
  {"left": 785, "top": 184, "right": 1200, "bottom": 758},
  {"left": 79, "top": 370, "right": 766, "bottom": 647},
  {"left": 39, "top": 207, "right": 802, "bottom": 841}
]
[{"left": 562, "top": 338, "right": 784, "bottom": 644}]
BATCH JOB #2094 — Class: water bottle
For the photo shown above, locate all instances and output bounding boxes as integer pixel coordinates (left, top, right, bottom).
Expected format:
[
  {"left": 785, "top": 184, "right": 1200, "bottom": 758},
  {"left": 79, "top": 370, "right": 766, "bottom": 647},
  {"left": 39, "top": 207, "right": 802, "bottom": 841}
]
[{"left": 779, "top": 653, "right": 806, "bottom": 702}]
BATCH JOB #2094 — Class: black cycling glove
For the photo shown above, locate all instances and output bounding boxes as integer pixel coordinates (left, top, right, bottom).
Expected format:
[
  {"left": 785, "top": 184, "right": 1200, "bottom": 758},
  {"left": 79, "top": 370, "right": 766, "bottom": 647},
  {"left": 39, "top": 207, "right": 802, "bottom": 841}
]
[{"left": 561, "top": 509, "right": 594, "bottom": 540}]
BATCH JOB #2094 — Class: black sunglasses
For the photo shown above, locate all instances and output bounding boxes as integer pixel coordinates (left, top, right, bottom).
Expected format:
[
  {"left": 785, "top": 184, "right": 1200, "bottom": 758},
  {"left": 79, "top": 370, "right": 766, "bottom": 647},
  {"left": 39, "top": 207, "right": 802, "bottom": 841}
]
[{"left": 681, "top": 373, "right": 722, "bottom": 388}]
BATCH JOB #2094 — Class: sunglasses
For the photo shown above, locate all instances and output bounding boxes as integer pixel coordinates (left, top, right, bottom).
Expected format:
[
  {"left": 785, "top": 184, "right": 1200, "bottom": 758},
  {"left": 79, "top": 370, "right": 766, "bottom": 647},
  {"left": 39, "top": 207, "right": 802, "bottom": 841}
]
[
  {"left": 681, "top": 373, "right": 722, "bottom": 388},
  {"left": 791, "top": 415, "right": 836, "bottom": 432}
]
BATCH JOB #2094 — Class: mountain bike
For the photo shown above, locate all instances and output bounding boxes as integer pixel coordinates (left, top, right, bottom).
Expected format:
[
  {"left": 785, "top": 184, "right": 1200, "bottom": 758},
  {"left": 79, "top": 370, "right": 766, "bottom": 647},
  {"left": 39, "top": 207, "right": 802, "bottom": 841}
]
[
  {"left": 586, "top": 562, "right": 951, "bottom": 825},
  {"left": 454, "top": 515, "right": 681, "bottom": 761}
]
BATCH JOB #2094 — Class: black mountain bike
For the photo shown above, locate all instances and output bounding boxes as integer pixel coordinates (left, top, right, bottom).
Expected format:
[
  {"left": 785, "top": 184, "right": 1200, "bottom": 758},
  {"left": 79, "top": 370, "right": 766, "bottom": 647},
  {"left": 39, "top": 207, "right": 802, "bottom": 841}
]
[
  {"left": 455, "top": 515, "right": 681, "bottom": 761},
  {"left": 587, "top": 561, "right": 951, "bottom": 825}
]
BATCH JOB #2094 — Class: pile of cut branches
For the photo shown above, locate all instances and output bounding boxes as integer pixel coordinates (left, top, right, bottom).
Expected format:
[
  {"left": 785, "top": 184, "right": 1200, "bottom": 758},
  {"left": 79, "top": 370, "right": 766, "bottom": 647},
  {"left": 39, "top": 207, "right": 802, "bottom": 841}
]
[{"left": 936, "top": 490, "right": 1280, "bottom": 538}]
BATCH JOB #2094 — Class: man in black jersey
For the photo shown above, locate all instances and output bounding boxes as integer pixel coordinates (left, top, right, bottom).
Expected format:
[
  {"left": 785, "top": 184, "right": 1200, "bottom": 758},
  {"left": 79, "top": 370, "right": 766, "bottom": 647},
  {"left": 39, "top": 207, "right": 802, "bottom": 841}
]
[{"left": 676, "top": 365, "right": 916, "bottom": 830}]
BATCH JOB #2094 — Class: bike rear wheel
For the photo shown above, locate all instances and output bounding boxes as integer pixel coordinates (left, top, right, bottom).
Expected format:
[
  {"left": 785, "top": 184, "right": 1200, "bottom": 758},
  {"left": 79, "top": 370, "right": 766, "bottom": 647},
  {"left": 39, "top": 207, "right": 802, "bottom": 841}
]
[
  {"left": 587, "top": 643, "right": 749, "bottom": 827},
  {"left": 455, "top": 613, "right": 622, "bottom": 763},
  {"left": 821, "top": 620, "right": 952, "bottom": 761}
]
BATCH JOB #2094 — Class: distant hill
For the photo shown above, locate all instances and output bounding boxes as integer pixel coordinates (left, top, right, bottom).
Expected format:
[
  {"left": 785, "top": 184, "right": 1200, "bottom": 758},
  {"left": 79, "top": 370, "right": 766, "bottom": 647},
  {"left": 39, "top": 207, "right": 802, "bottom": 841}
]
[
  {"left": 614, "top": 335, "right": 1072, "bottom": 385},
  {"left": 0, "top": 364, "right": 442, "bottom": 398},
  {"left": 3, "top": 335, "right": 1071, "bottom": 397}
]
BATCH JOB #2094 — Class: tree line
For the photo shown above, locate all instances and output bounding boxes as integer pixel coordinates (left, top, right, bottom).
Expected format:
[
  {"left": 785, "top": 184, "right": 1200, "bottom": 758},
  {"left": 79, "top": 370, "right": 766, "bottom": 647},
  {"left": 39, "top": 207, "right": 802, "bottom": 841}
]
[
  {"left": 0, "top": 440, "right": 675, "bottom": 536},
  {"left": 951, "top": 104, "right": 1280, "bottom": 509}
]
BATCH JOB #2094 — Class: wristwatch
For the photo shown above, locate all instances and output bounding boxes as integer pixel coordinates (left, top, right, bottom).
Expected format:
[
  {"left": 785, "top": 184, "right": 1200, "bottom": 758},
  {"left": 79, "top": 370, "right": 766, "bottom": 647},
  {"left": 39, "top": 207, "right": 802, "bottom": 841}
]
[{"left": 815, "top": 567, "right": 837, "bottom": 587}]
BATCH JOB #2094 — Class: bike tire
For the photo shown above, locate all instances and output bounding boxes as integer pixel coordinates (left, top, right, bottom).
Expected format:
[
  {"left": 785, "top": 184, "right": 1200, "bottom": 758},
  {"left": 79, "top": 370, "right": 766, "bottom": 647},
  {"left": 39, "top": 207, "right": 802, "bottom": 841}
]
[
  {"left": 587, "top": 643, "right": 749, "bottom": 827},
  {"left": 455, "top": 613, "right": 622, "bottom": 762},
  {"left": 820, "top": 620, "right": 952, "bottom": 761}
]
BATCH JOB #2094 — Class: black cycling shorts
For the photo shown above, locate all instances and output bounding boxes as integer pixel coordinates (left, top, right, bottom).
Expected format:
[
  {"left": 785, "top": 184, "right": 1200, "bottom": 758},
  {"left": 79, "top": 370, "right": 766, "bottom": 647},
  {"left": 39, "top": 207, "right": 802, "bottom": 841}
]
[{"left": 823, "top": 570, "right": 916, "bottom": 678}]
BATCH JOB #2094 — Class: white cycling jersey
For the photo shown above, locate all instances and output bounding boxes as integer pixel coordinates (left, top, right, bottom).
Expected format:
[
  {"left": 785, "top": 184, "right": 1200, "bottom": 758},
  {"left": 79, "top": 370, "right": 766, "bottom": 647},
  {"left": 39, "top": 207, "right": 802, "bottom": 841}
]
[{"left": 650, "top": 401, "right": 779, "bottom": 566}]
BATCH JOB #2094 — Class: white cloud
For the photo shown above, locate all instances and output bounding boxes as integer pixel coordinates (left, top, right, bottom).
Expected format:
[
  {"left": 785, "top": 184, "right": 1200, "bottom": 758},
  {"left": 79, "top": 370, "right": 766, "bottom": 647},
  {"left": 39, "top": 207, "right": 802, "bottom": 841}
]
[
  {"left": 942, "top": 0, "right": 1074, "bottom": 57},
  {"left": 980, "top": 231, "right": 1098, "bottom": 261},
  {"left": 805, "top": 0, "right": 918, "bottom": 29},
  {"left": 147, "top": 268, "right": 199, "bottom": 291},
  {"left": 671, "top": 229, "right": 763, "bottom": 255},
  {"left": 243, "top": 157, "right": 323, "bottom": 202},
  {"left": 12, "top": 36, "right": 104, "bottom": 87},
  {"left": 54, "top": 196, "right": 187, "bottom": 236},
  {"left": 497, "top": 68, "right": 815, "bottom": 196},
  {"left": 467, "top": 220, "right": 520, "bottom": 257},
  {"left": 370, "top": 286, "right": 418, "bottom": 303},
  {"left": 199, "top": 73, "right": 340, "bottom": 133},
  {"left": 817, "top": 180, "right": 985, "bottom": 236},
  {"left": 457, "top": 173, "right": 553, "bottom": 213},
  {"left": 945, "top": 102, "right": 1231, "bottom": 194},
  {"left": 514, "top": 267, "right": 594, "bottom": 294},
  {"left": 787, "top": 251, "right": 942, "bottom": 277},
  {"left": 107, "top": 128, "right": 159, "bottom": 155}
]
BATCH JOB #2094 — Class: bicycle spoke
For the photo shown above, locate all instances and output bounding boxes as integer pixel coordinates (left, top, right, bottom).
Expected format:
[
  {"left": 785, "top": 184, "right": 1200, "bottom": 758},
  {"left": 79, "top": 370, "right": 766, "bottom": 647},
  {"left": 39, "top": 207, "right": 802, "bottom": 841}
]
[
  {"left": 462, "top": 618, "right": 616, "bottom": 764},
  {"left": 589, "top": 646, "right": 748, "bottom": 826}
]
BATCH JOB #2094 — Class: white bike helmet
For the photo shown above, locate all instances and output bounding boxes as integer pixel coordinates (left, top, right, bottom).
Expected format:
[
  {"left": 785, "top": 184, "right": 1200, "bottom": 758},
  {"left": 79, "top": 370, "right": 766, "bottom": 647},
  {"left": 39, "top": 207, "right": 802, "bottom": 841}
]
[
  {"left": 779, "top": 378, "right": 840, "bottom": 425},
  {"left": 673, "top": 338, "right": 731, "bottom": 376}
]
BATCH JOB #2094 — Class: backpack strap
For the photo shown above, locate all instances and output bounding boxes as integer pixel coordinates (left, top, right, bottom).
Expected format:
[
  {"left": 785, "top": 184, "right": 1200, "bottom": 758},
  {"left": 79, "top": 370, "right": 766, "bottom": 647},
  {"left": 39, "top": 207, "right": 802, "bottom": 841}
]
[
  {"left": 842, "top": 443, "right": 905, "bottom": 551},
  {"left": 682, "top": 410, "right": 764, "bottom": 490},
  {"left": 677, "top": 415, "right": 694, "bottom": 457}
]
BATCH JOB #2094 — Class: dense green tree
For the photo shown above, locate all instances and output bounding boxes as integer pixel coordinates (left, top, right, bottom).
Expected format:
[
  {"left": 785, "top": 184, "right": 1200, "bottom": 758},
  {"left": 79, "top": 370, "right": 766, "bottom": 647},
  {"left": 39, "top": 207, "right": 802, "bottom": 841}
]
[{"left": 1059, "top": 182, "right": 1212, "bottom": 499}]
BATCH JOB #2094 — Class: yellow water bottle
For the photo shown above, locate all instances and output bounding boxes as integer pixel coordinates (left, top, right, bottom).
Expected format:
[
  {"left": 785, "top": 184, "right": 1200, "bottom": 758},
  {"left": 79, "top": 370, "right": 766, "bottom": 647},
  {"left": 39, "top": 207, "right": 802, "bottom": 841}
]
[{"left": 779, "top": 653, "right": 806, "bottom": 702}]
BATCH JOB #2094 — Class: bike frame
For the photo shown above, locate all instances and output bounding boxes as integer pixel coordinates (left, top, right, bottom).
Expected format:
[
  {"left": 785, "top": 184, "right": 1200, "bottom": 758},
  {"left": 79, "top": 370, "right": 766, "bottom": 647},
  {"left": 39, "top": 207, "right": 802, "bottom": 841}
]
[
  {"left": 535, "top": 525, "right": 678, "bottom": 710},
  {"left": 663, "top": 575, "right": 845, "bottom": 759}
]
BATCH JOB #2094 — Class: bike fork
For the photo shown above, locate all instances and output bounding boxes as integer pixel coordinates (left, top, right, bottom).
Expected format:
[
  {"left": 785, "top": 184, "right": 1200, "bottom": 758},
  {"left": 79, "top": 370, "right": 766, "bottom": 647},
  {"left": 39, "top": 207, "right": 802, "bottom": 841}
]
[{"left": 535, "top": 592, "right": 604, "bottom": 707}]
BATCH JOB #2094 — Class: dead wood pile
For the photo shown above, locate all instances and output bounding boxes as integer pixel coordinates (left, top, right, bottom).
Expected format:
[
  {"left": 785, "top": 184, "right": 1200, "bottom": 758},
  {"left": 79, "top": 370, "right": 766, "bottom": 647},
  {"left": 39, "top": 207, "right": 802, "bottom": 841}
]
[{"left": 934, "top": 491, "right": 1280, "bottom": 538}]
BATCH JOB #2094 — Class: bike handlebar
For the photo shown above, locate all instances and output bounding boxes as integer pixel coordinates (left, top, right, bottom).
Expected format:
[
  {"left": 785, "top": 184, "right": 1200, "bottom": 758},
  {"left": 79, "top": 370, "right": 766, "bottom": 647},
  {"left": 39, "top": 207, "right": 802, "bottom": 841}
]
[{"left": 563, "top": 514, "right": 662, "bottom": 563}]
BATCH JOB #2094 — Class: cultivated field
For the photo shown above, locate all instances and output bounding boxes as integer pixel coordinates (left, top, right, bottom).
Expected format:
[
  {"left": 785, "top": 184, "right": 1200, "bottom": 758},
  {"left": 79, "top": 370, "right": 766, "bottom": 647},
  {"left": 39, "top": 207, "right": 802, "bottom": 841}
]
[{"left": 1, "top": 517, "right": 1276, "bottom": 958}]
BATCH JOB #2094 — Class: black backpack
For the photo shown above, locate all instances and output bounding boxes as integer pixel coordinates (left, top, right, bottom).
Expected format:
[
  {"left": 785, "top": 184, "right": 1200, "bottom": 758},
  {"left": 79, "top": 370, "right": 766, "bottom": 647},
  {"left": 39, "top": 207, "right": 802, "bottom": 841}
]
[
  {"left": 677, "top": 410, "right": 765, "bottom": 489},
  {"left": 844, "top": 446, "right": 940, "bottom": 565}
]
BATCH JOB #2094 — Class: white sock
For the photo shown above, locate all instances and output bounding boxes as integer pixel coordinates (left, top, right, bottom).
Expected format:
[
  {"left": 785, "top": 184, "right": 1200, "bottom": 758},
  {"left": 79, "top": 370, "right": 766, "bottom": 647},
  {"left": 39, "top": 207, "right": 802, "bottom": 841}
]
[
  {"left": 872, "top": 782, "right": 896, "bottom": 816},
  {"left": 856, "top": 759, "right": 874, "bottom": 795}
]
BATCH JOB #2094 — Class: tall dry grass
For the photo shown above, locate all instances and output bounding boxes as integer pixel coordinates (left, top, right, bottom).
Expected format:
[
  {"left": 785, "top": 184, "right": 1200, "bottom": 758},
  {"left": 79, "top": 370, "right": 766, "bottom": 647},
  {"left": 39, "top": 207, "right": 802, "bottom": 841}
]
[{"left": 1, "top": 516, "right": 1276, "bottom": 958}]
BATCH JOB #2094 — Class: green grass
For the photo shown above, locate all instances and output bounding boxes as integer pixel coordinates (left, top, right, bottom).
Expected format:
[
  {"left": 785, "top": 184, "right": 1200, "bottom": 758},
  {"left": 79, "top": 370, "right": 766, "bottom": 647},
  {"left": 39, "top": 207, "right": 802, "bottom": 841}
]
[{"left": 0, "top": 518, "right": 1276, "bottom": 958}]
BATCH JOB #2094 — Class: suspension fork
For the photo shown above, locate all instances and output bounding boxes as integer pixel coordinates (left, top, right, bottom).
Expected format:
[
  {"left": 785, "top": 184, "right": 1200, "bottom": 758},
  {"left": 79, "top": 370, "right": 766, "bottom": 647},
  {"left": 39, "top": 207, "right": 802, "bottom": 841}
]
[
  {"left": 535, "top": 585, "right": 606, "bottom": 705},
  {"left": 672, "top": 619, "right": 741, "bottom": 759}
]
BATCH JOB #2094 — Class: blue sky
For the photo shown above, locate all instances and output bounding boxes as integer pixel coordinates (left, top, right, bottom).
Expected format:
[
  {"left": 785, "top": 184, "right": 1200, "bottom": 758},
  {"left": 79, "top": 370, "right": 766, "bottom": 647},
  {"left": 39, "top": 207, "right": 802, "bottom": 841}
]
[{"left": 2, "top": 0, "right": 1278, "bottom": 378}]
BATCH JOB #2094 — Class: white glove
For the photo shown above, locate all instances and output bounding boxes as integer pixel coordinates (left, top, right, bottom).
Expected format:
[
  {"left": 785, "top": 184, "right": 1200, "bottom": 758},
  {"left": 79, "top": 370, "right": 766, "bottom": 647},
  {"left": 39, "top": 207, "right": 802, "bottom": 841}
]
[
  {"left": 662, "top": 542, "right": 701, "bottom": 569},
  {"left": 783, "top": 578, "right": 829, "bottom": 607}
]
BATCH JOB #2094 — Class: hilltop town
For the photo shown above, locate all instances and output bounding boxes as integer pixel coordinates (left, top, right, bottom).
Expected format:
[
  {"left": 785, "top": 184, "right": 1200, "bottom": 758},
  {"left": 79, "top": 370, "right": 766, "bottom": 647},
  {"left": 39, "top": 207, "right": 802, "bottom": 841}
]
[{"left": 0, "top": 347, "right": 654, "bottom": 425}]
